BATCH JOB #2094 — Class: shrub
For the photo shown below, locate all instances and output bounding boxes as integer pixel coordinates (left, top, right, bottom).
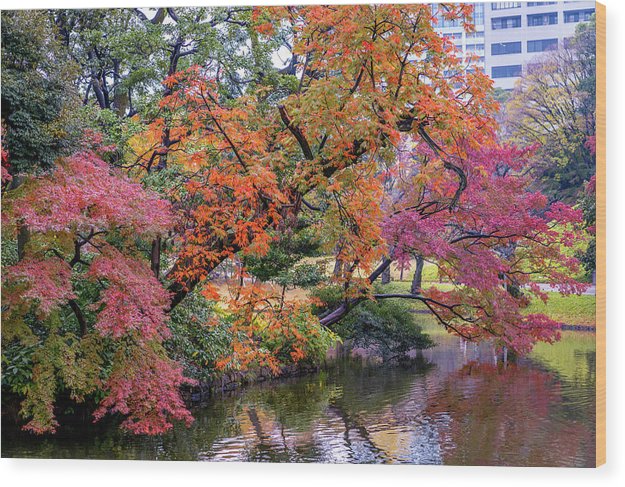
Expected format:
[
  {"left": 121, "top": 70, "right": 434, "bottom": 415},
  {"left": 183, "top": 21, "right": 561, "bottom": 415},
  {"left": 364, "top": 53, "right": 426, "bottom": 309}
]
[{"left": 310, "top": 285, "right": 433, "bottom": 360}]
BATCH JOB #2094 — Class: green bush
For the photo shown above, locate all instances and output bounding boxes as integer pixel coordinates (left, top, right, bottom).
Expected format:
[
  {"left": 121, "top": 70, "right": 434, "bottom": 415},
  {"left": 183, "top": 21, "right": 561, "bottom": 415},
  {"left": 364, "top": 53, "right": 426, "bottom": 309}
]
[
  {"left": 310, "top": 285, "right": 433, "bottom": 360},
  {"left": 166, "top": 290, "right": 234, "bottom": 383},
  {"left": 245, "top": 223, "right": 323, "bottom": 283},
  {"left": 1, "top": 341, "right": 35, "bottom": 395},
  {"left": 276, "top": 263, "right": 326, "bottom": 289},
  {"left": 309, "top": 284, "right": 344, "bottom": 315},
  {"left": 335, "top": 299, "right": 434, "bottom": 360}
]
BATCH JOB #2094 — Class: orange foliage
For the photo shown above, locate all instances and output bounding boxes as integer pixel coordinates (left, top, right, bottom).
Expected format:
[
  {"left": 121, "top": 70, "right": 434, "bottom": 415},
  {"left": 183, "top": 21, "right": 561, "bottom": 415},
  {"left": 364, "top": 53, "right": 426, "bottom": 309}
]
[{"left": 139, "top": 4, "right": 500, "bottom": 372}]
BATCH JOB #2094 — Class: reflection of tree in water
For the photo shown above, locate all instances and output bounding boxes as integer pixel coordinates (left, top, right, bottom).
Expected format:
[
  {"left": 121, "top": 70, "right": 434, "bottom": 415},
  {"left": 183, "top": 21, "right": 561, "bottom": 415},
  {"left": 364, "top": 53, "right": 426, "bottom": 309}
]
[
  {"left": 2, "top": 344, "right": 596, "bottom": 465},
  {"left": 1, "top": 409, "right": 171, "bottom": 460},
  {"left": 424, "top": 361, "right": 595, "bottom": 467},
  {"left": 177, "top": 357, "right": 436, "bottom": 462},
  {"left": 213, "top": 358, "right": 435, "bottom": 462},
  {"left": 244, "top": 372, "right": 341, "bottom": 432}
]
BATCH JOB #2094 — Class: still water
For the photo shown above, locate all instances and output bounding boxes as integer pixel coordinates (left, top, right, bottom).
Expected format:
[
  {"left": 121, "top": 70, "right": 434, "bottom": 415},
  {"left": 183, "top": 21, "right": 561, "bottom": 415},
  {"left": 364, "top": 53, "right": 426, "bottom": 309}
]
[{"left": 1, "top": 325, "right": 596, "bottom": 466}]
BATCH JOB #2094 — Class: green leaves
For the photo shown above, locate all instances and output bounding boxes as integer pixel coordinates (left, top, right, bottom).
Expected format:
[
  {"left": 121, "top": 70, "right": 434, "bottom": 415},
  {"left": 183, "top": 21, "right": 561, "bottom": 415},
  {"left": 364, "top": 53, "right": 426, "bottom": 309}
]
[
  {"left": 275, "top": 263, "right": 326, "bottom": 289},
  {"left": 504, "top": 18, "right": 596, "bottom": 203},
  {"left": 244, "top": 224, "right": 323, "bottom": 283},
  {"left": 166, "top": 291, "right": 234, "bottom": 382},
  {"left": 1, "top": 341, "right": 35, "bottom": 395},
  {"left": 331, "top": 296, "right": 434, "bottom": 361},
  {"left": 1, "top": 10, "right": 82, "bottom": 175}
]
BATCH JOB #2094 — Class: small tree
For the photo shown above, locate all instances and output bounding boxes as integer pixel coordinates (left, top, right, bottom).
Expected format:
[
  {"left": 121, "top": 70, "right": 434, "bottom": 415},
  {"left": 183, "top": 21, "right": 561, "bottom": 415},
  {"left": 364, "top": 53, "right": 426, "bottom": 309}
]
[{"left": 2, "top": 150, "right": 193, "bottom": 434}]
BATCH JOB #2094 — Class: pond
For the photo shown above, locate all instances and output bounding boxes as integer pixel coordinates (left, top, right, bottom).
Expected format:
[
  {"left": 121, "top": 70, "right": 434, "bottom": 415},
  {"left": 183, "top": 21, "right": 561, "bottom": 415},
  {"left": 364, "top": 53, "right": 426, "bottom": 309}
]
[{"left": 1, "top": 323, "right": 596, "bottom": 466}]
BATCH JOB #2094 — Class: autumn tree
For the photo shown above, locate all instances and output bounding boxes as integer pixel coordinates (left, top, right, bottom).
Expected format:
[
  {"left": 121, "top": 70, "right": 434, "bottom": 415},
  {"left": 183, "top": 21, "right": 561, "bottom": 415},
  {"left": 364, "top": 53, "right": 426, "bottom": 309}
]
[
  {"left": 374, "top": 141, "right": 586, "bottom": 354},
  {"left": 2, "top": 147, "right": 194, "bottom": 434},
  {"left": 143, "top": 4, "right": 584, "bottom": 360},
  {"left": 1, "top": 4, "right": 589, "bottom": 435},
  {"left": 505, "top": 18, "right": 596, "bottom": 278}
]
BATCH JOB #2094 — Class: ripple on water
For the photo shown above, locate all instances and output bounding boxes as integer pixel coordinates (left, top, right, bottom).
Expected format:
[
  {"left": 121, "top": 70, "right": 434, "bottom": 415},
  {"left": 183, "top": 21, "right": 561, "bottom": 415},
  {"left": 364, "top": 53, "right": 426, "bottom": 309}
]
[{"left": 1, "top": 332, "right": 596, "bottom": 466}]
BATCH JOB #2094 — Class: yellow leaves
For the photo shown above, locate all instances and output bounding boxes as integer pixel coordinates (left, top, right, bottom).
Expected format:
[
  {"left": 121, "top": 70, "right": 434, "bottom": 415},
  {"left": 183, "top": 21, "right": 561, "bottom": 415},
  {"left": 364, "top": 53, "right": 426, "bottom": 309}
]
[
  {"left": 1, "top": 309, "right": 37, "bottom": 346},
  {"left": 475, "top": 164, "right": 489, "bottom": 178},
  {"left": 412, "top": 173, "right": 430, "bottom": 191},
  {"left": 25, "top": 231, "right": 74, "bottom": 259}
]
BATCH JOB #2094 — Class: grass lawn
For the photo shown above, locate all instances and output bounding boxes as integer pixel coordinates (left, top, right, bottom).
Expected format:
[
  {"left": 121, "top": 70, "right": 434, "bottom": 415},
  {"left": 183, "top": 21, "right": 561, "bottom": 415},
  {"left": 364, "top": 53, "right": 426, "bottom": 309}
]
[
  {"left": 307, "top": 257, "right": 448, "bottom": 284},
  {"left": 376, "top": 280, "right": 595, "bottom": 326},
  {"left": 524, "top": 292, "right": 595, "bottom": 325}
]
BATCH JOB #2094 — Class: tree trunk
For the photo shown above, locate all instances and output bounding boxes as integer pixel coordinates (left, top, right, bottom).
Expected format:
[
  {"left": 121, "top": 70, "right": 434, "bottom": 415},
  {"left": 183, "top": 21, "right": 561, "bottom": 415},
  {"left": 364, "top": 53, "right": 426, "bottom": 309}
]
[
  {"left": 151, "top": 236, "right": 161, "bottom": 279},
  {"left": 319, "top": 257, "right": 393, "bottom": 328},
  {"left": 69, "top": 299, "right": 88, "bottom": 336},
  {"left": 17, "top": 224, "right": 29, "bottom": 261},
  {"left": 410, "top": 255, "right": 425, "bottom": 295},
  {"left": 333, "top": 259, "right": 343, "bottom": 278},
  {"left": 332, "top": 240, "right": 344, "bottom": 279},
  {"left": 381, "top": 261, "right": 391, "bottom": 284}
]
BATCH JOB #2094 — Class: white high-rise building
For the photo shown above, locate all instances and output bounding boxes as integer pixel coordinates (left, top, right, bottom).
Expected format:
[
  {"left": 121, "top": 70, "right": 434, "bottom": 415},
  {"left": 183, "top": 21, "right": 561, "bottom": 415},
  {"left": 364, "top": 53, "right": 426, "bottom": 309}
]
[
  {"left": 485, "top": 1, "right": 595, "bottom": 89},
  {"left": 432, "top": 3, "right": 487, "bottom": 74},
  {"left": 432, "top": 2, "right": 596, "bottom": 90}
]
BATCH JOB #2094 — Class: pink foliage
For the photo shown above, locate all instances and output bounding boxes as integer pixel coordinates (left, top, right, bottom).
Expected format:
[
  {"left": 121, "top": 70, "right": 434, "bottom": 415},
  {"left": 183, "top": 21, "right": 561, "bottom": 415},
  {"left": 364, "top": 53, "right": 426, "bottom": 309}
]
[
  {"left": 4, "top": 257, "right": 75, "bottom": 315},
  {"left": 1, "top": 162, "right": 13, "bottom": 183},
  {"left": 422, "top": 287, "right": 561, "bottom": 355},
  {"left": 585, "top": 175, "right": 596, "bottom": 195},
  {"left": 81, "top": 129, "right": 117, "bottom": 154},
  {"left": 22, "top": 415, "right": 59, "bottom": 435},
  {"left": 382, "top": 141, "right": 587, "bottom": 354},
  {"left": 87, "top": 248, "right": 172, "bottom": 340},
  {"left": 544, "top": 201, "right": 583, "bottom": 225},
  {"left": 504, "top": 314, "right": 562, "bottom": 354},
  {"left": 3, "top": 150, "right": 192, "bottom": 435},
  {"left": 585, "top": 135, "right": 596, "bottom": 156},
  {"left": 93, "top": 346, "right": 196, "bottom": 434},
  {"left": 11, "top": 152, "right": 174, "bottom": 236}
]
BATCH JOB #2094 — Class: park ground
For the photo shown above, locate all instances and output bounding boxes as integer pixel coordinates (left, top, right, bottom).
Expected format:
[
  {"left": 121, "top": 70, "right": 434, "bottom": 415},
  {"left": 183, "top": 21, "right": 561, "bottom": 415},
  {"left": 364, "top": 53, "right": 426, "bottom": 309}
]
[{"left": 216, "top": 260, "right": 596, "bottom": 327}]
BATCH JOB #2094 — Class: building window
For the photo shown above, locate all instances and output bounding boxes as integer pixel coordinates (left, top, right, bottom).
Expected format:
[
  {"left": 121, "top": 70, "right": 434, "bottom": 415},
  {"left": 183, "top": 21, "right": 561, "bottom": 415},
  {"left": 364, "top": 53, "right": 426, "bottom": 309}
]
[
  {"left": 443, "top": 69, "right": 460, "bottom": 78},
  {"left": 491, "top": 15, "right": 522, "bottom": 30},
  {"left": 472, "top": 3, "right": 485, "bottom": 26},
  {"left": 443, "top": 32, "right": 463, "bottom": 40},
  {"left": 527, "top": 2, "right": 557, "bottom": 6},
  {"left": 491, "top": 41, "right": 522, "bottom": 56},
  {"left": 527, "top": 12, "right": 558, "bottom": 26},
  {"left": 438, "top": 18, "right": 461, "bottom": 28},
  {"left": 564, "top": 9, "right": 595, "bottom": 23},
  {"left": 491, "top": 2, "right": 521, "bottom": 10},
  {"left": 432, "top": 5, "right": 461, "bottom": 28},
  {"left": 467, "top": 31, "right": 484, "bottom": 39},
  {"left": 491, "top": 65, "right": 522, "bottom": 78},
  {"left": 466, "top": 43, "right": 485, "bottom": 52},
  {"left": 527, "top": 38, "right": 558, "bottom": 52}
]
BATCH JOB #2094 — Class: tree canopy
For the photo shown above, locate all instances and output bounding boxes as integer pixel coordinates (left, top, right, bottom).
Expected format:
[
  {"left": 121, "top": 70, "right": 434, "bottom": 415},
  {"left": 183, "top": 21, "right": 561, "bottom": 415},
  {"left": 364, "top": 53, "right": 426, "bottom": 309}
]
[{"left": 1, "top": 5, "right": 592, "bottom": 435}]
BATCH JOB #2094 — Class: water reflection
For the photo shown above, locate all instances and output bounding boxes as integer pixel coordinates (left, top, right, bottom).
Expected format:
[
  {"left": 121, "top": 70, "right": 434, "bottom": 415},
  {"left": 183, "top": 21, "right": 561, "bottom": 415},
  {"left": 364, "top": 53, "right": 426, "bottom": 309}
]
[{"left": 2, "top": 329, "right": 596, "bottom": 466}]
